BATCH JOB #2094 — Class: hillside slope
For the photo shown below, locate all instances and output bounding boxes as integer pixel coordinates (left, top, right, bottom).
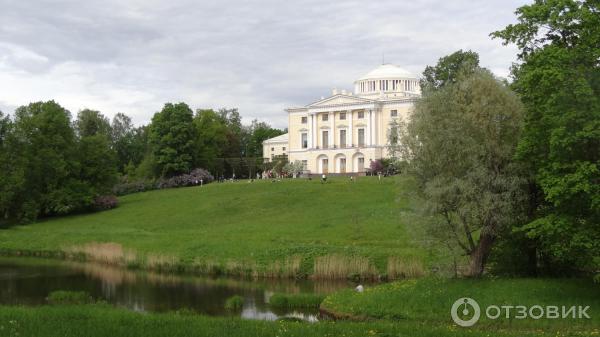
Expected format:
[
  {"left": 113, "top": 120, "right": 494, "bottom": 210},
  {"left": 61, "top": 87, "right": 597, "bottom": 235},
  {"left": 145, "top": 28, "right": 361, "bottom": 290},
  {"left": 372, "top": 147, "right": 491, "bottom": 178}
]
[{"left": 0, "top": 176, "right": 432, "bottom": 278}]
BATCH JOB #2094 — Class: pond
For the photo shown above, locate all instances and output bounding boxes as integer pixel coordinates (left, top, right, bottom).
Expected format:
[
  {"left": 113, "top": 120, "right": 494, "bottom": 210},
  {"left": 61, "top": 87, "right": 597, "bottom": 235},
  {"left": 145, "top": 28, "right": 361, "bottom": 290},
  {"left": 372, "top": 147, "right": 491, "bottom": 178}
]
[{"left": 0, "top": 257, "right": 356, "bottom": 321}]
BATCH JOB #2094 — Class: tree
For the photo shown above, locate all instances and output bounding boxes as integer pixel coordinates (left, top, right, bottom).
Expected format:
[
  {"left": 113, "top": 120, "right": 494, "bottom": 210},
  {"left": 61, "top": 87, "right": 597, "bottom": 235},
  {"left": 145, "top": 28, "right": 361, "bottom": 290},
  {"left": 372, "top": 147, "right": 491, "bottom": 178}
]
[
  {"left": 74, "top": 110, "right": 117, "bottom": 195},
  {"left": 149, "top": 103, "right": 197, "bottom": 177},
  {"left": 402, "top": 70, "right": 526, "bottom": 276},
  {"left": 194, "top": 109, "right": 228, "bottom": 172},
  {"left": 11, "top": 101, "right": 85, "bottom": 220},
  {"left": 74, "top": 109, "right": 111, "bottom": 138},
  {"left": 283, "top": 160, "right": 304, "bottom": 178},
  {"left": 0, "top": 111, "right": 21, "bottom": 224},
  {"left": 111, "top": 113, "right": 149, "bottom": 174},
  {"left": 420, "top": 50, "right": 480, "bottom": 92},
  {"left": 492, "top": 0, "right": 600, "bottom": 271}
]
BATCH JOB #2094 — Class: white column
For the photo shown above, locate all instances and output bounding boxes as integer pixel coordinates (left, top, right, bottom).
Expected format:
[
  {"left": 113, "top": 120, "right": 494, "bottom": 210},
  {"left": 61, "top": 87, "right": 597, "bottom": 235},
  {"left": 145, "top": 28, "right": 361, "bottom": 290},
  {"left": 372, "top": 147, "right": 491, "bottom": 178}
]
[
  {"left": 347, "top": 110, "right": 353, "bottom": 147},
  {"left": 312, "top": 113, "right": 317, "bottom": 148},
  {"left": 366, "top": 109, "right": 372, "bottom": 146},
  {"left": 330, "top": 111, "right": 335, "bottom": 148},
  {"left": 307, "top": 114, "right": 313, "bottom": 149}
]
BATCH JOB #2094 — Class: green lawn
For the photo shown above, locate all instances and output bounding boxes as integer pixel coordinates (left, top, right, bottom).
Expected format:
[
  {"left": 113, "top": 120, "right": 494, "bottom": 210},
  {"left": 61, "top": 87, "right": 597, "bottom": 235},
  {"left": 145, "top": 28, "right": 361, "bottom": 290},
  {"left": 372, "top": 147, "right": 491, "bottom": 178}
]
[
  {"left": 0, "top": 304, "right": 578, "bottom": 337},
  {"left": 321, "top": 277, "right": 600, "bottom": 334},
  {"left": 0, "top": 176, "right": 432, "bottom": 278}
]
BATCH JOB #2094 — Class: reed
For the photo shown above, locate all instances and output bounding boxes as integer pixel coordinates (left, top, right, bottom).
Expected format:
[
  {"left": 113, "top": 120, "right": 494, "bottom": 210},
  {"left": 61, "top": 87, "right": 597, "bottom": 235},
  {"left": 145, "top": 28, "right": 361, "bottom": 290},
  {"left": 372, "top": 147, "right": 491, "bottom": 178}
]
[
  {"left": 313, "top": 255, "right": 378, "bottom": 280},
  {"left": 65, "top": 242, "right": 137, "bottom": 266},
  {"left": 386, "top": 256, "right": 425, "bottom": 279}
]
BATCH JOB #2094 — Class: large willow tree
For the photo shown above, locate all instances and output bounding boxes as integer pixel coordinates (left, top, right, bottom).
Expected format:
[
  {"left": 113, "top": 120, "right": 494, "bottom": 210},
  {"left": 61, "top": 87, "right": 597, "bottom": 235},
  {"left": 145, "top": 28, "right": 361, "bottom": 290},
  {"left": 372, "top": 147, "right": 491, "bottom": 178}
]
[{"left": 403, "top": 70, "right": 526, "bottom": 276}]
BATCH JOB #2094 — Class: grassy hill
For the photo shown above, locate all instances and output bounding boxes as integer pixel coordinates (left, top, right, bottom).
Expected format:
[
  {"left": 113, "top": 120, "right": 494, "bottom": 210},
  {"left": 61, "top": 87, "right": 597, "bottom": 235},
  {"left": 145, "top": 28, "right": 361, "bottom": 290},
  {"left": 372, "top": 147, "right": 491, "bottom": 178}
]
[{"left": 0, "top": 176, "right": 433, "bottom": 279}]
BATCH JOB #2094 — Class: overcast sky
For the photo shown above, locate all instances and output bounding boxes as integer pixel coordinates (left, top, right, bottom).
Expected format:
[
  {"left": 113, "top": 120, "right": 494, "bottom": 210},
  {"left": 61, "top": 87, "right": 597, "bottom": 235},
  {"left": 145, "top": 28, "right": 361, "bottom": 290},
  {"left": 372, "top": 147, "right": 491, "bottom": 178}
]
[{"left": 0, "top": 0, "right": 528, "bottom": 128}]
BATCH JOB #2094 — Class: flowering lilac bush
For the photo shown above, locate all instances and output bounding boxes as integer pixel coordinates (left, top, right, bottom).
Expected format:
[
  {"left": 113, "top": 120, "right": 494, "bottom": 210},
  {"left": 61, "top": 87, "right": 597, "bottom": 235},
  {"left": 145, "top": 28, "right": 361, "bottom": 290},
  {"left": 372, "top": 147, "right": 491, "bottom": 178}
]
[
  {"left": 92, "top": 195, "right": 118, "bottom": 211},
  {"left": 156, "top": 168, "right": 214, "bottom": 189}
]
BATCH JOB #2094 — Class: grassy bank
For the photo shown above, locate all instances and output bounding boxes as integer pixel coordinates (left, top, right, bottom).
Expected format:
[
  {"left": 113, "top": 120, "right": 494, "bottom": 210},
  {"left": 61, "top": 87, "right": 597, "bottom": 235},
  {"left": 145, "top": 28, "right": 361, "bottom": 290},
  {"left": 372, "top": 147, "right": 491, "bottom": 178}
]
[
  {"left": 321, "top": 277, "right": 600, "bottom": 334},
  {"left": 0, "top": 304, "right": 573, "bottom": 337},
  {"left": 0, "top": 176, "right": 433, "bottom": 279}
]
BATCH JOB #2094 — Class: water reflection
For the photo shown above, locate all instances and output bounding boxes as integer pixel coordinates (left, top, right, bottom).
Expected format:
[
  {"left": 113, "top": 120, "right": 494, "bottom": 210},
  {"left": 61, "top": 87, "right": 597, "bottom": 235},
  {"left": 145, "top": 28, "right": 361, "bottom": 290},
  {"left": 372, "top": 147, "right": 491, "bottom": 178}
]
[{"left": 0, "top": 257, "right": 353, "bottom": 321}]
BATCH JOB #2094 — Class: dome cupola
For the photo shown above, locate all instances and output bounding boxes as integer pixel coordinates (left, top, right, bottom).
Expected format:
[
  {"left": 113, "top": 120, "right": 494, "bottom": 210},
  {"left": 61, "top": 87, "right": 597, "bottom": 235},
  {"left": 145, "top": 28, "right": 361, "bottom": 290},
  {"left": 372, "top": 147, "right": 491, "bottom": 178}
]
[{"left": 354, "top": 64, "right": 420, "bottom": 98}]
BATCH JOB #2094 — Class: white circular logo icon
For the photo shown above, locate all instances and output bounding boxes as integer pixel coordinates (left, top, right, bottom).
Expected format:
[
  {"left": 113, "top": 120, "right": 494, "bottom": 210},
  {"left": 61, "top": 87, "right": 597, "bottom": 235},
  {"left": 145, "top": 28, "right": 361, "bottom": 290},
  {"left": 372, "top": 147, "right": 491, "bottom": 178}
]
[{"left": 451, "top": 297, "right": 481, "bottom": 327}]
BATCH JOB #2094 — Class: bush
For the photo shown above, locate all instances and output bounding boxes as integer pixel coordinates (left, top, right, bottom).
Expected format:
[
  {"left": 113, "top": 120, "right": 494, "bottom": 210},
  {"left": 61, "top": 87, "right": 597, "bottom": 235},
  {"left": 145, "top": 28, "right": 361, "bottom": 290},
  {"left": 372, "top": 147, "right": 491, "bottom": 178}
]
[
  {"left": 93, "top": 195, "right": 118, "bottom": 211},
  {"left": 112, "top": 180, "right": 156, "bottom": 196},
  {"left": 156, "top": 168, "right": 214, "bottom": 189},
  {"left": 47, "top": 291, "right": 94, "bottom": 305},
  {"left": 224, "top": 295, "right": 244, "bottom": 310}
]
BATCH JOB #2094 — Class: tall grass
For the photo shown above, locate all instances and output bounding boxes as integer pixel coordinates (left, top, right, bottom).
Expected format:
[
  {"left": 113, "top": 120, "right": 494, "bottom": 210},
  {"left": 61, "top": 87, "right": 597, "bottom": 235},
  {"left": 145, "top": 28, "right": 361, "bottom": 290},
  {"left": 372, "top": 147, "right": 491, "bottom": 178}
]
[
  {"left": 65, "top": 242, "right": 137, "bottom": 266},
  {"left": 313, "top": 255, "right": 378, "bottom": 280},
  {"left": 386, "top": 256, "right": 425, "bottom": 279}
]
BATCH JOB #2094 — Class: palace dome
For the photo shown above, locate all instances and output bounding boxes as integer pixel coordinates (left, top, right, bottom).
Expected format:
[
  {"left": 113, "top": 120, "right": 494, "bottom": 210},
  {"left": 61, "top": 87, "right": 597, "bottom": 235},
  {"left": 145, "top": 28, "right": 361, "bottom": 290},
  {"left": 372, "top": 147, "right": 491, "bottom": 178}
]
[
  {"left": 357, "top": 64, "right": 415, "bottom": 81},
  {"left": 354, "top": 64, "right": 421, "bottom": 97}
]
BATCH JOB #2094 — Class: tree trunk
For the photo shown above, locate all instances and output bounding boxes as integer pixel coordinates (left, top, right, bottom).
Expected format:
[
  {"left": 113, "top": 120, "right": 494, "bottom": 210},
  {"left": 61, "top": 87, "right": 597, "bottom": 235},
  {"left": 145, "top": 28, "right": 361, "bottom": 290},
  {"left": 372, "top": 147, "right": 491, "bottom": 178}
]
[{"left": 468, "top": 232, "right": 495, "bottom": 277}]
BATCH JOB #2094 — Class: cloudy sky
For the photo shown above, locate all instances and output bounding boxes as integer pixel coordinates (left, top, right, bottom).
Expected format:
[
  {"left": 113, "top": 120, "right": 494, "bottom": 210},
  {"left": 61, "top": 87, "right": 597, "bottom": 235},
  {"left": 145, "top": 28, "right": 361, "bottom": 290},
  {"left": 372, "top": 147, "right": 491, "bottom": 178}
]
[{"left": 0, "top": 0, "right": 527, "bottom": 128}]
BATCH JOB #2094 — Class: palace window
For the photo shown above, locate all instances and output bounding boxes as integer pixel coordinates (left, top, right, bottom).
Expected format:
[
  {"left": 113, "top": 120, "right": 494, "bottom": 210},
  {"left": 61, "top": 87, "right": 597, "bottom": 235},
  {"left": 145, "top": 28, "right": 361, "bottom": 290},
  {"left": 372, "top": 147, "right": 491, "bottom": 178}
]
[
  {"left": 282, "top": 147, "right": 286, "bottom": 151},
  {"left": 340, "top": 129, "right": 346, "bottom": 147},
  {"left": 358, "top": 111, "right": 364, "bottom": 119},
  {"left": 358, "top": 128, "right": 365, "bottom": 146},
  {"left": 358, "top": 157, "right": 365, "bottom": 171},
  {"left": 301, "top": 116, "right": 307, "bottom": 124},
  {"left": 301, "top": 160, "right": 308, "bottom": 170},
  {"left": 391, "top": 109, "right": 398, "bottom": 117},
  {"left": 271, "top": 147, "right": 274, "bottom": 151},
  {"left": 322, "top": 130, "right": 329, "bottom": 148},
  {"left": 301, "top": 133, "right": 308, "bottom": 149},
  {"left": 322, "top": 114, "right": 328, "bottom": 122},
  {"left": 339, "top": 112, "right": 346, "bottom": 120}
]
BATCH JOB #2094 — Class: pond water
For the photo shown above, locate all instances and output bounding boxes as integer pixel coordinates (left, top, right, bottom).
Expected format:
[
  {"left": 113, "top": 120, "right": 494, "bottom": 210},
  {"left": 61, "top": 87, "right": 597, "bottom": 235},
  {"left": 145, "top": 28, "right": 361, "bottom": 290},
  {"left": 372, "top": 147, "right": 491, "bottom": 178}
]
[{"left": 0, "top": 257, "right": 355, "bottom": 321}]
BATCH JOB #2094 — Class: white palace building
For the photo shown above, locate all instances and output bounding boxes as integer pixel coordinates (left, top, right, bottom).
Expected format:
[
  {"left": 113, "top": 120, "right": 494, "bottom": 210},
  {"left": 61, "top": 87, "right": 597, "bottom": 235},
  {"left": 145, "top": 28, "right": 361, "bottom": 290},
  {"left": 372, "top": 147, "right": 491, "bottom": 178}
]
[{"left": 263, "top": 64, "right": 421, "bottom": 175}]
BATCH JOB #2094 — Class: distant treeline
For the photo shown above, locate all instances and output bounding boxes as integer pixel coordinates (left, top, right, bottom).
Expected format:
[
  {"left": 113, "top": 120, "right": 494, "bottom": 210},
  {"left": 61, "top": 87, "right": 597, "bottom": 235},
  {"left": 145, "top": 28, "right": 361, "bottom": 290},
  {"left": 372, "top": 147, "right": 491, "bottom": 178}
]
[{"left": 0, "top": 101, "right": 284, "bottom": 224}]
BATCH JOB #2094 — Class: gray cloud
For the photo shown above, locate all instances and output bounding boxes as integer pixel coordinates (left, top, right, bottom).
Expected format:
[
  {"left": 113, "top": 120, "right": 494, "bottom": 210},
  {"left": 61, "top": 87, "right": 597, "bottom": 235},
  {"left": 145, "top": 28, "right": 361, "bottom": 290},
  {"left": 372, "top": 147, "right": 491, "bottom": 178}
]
[{"left": 0, "top": 0, "right": 527, "bottom": 128}]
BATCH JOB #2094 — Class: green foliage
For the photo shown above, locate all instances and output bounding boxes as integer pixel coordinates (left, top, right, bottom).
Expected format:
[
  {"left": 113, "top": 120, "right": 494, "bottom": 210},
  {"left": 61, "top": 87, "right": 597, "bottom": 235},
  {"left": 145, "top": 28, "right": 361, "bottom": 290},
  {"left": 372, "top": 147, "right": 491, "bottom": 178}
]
[
  {"left": 150, "top": 103, "right": 197, "bottom": 178},
  {"left": 47, "top": 291, "right": 94, "bottom": 305},
  {"left": 224, "top": 295, "right": 244, "bottom": 310},
  {"left": 420, "top": 49, "right": 480, "bottom": 92},
  {"left": 402, "top": 69, "right": 526, "bottom": 276},
  {"left": 492, "top": 0, "right": 600, "bottom": 272},
  {"left": 193, "top": 109, "right": 228, "bottom": 172},
  {"left": 75, "top": 109, "right": 111, "bottom": 138},
  {"left": 111, "top": 114, "right": 149, "bottom": 174},
  {"left": 322, "top": 278, "right": 600, "bottom": 332},
  {"left": 269, "top": 293, "right": 324, "bottom": 308}
]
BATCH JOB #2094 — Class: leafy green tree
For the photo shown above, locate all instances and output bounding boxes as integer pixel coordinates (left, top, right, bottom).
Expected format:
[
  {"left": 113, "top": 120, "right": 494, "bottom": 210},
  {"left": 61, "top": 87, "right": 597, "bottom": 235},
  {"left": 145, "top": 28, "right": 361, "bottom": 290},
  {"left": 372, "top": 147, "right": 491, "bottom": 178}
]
[
  {"left": 74, "top": 109, "right": 111, "bottom": 138},
  {"left": 218, "top": 108, "right": 243, "bottom": 158},
  {"left": 194, "top": 109, "right": 228, "bottom": 172},
  {"left": 402, "top": 70, "right": 526, "bottom": 276},
  {"left": 0, "top": 111, "right": 22, "bottom": 224},
  {"left": 420, "top": 50, "right": 480, "bottom": 92},
  {"left": 11, "top": 101, "right": 84, "bottom": 220},
  {"left": 74, "top": 110, "right": 117, "bottom": 195},
  {"left": 149, "top": 103, "right": 197, "bottom": 177},
  {"left": 111, "top": 113, "right": 149, "bottom": 173},
  {"left": 492, "top": 0, "right": 600, "bottom": 271}
]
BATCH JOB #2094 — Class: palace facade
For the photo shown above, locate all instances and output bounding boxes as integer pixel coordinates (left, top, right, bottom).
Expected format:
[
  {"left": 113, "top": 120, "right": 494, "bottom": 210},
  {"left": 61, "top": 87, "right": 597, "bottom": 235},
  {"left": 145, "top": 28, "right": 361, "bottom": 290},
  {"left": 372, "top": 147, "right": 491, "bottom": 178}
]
[{"left": 263, "top": 64, "right": 421, "bottom": 174}]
